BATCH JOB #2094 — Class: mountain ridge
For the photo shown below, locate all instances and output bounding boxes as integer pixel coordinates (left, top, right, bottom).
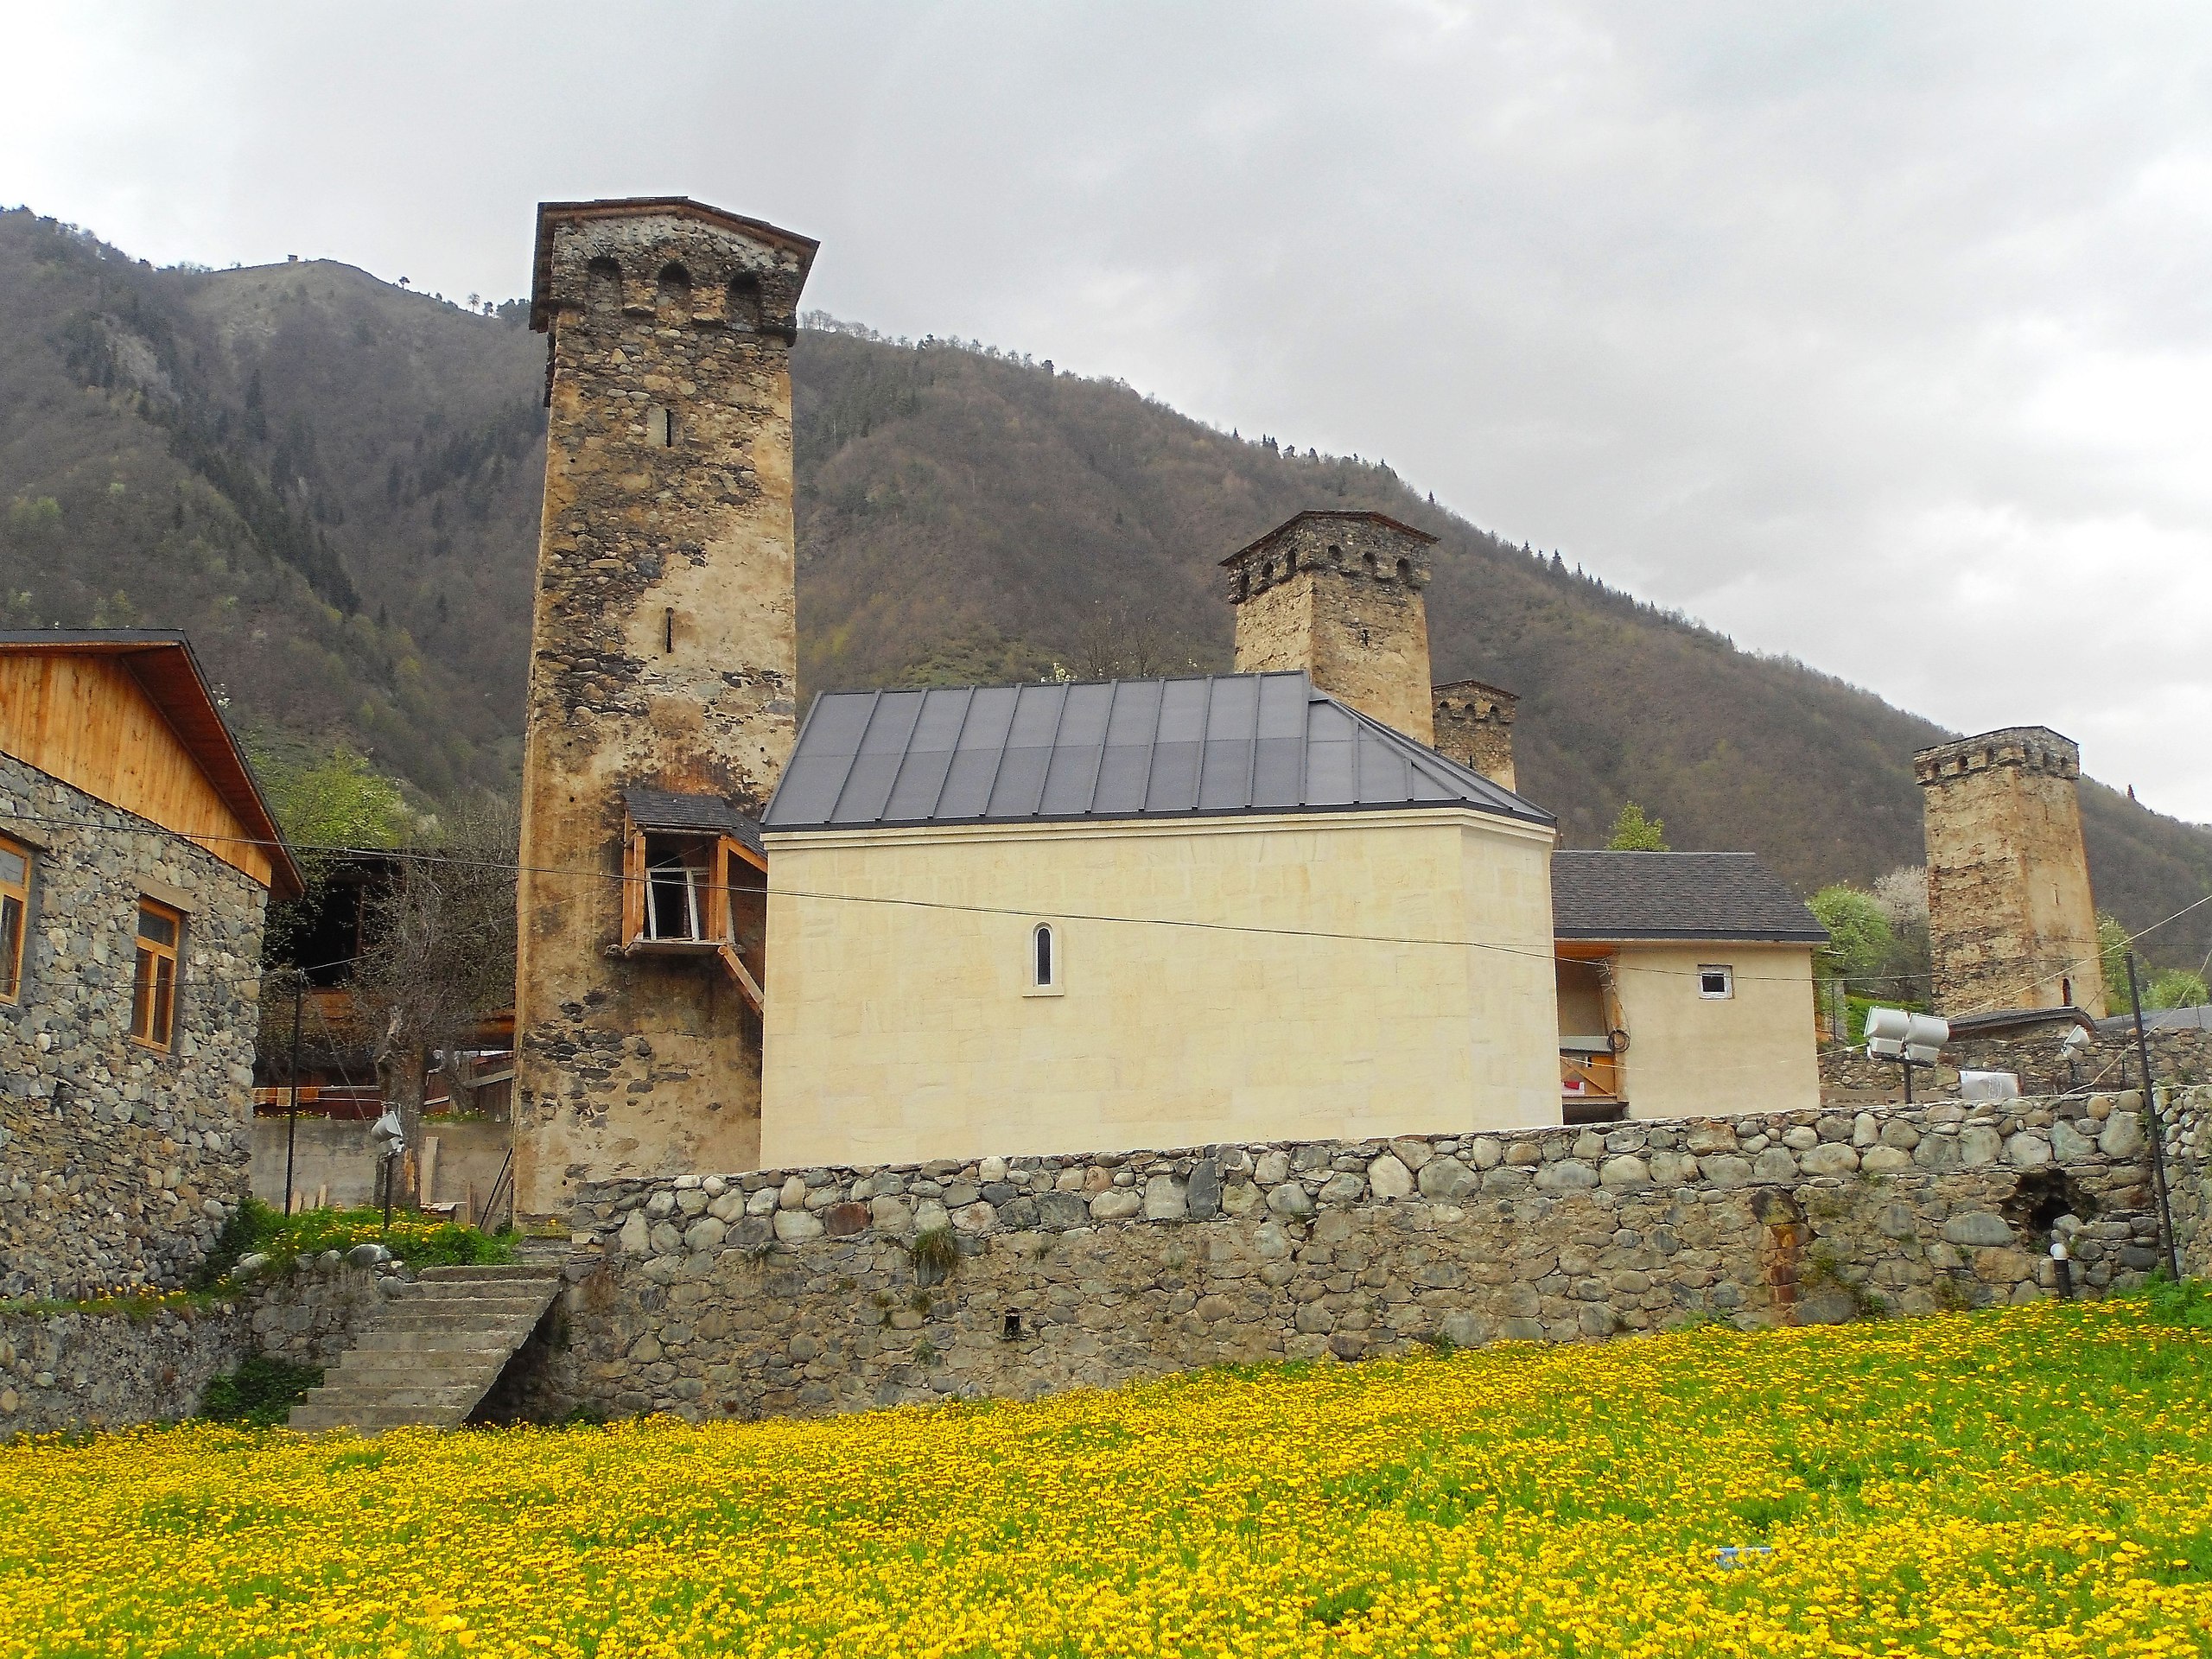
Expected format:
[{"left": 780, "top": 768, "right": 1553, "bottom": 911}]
[{"left": 2, "top": 206, "right": 2206, "bottom": 968}]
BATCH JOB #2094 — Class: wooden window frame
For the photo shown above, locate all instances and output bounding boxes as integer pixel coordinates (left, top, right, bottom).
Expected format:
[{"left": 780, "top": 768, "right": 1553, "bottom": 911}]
[
  {"left": 130, "top": 896, "right": 183, "bottom": 1052},
  {"left": 0, "top": 834, "right": 29, "bottom": 1005},
  {"left": 1697, "top": 964, "right": 1735, "bottom": 1001},
  {"left": 620, "top": 817, "right": 768, "bottom": 1014}
]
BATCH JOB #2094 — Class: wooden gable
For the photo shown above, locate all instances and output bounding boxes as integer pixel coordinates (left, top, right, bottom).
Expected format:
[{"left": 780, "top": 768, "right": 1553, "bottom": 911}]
[{"left": 0, "top": 645, "right": 296, "bottom": 894}]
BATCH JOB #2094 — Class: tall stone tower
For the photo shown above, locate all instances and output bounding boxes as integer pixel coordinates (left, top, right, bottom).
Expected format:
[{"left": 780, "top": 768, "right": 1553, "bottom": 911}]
[
  {"left": 512, "top": 198, "right": 816, "bottom": 1219},
  {"left": 1222, "top": 511, "right": 1437, "bottom": 743},
  {"left": 1915, "top": 726, "right": 2105, "bottom": 1019},
  {"left": 1432, "top": 679, "right": 1518, "bottom": 790}
]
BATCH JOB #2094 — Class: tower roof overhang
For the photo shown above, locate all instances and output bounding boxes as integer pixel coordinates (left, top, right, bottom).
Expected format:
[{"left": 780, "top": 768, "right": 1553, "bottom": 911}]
[
  {"left": 530, "top": 197, "right": 820, "bottom": 332},
  {"left": 1220, "top": 510, "right": 1439, "bottom": 568}
]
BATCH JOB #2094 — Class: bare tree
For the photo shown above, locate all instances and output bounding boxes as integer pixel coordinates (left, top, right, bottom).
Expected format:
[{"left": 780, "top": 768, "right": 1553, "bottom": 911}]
[
  {"left": 350, "top": 796, "right": 519, "bottom": 1206},
  {"left": 1068, "top": 604, "right": 1188, "bottom": 680}
]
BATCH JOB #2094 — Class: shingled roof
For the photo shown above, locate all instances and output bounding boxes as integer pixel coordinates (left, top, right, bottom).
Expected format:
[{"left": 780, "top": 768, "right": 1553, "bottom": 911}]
[
  {"left": 764, "top": 672, "right": 1552, "bottom": 833},
  {"left": 1551, "top": 851, "right": 1827, "bottom": 944}
]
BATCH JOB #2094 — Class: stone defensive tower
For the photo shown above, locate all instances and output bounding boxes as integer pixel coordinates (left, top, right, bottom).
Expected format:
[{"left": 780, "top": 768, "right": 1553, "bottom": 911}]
[
  {"left": 1432, "top": 679, "right": 1518, "bottom": 790},
  {"left": 512, "top": 198, "right": 817, "bottom": 1218},
  {"left": 1915, "top": 726, "right": 2105, "bottom": 1020},
  {"left": 1222, "top": 512, "right": 1437, "bottom": 744}
]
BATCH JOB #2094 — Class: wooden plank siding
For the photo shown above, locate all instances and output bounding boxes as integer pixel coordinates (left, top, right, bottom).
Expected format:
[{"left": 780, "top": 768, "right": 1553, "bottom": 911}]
[{"left": 0, "top": 652, "right": 276, "bottom": 887}]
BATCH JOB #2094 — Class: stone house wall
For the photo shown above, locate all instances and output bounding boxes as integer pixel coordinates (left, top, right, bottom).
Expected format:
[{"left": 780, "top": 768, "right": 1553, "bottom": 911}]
[
  {"left": 524, "top": 1089, "right": 2190, "bottom": 1426},
  {"left": 0, "top": 753, "right": 266, "bottom": 1300}
]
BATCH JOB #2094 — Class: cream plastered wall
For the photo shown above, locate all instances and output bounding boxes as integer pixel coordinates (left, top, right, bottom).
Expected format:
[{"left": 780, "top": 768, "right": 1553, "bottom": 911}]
[
  {"left": 1607, "top": 942, "right": 1820, "bottom": 1118},
  {"left": 761, "top": 809, "right": 1560, "bottom": 1168}
]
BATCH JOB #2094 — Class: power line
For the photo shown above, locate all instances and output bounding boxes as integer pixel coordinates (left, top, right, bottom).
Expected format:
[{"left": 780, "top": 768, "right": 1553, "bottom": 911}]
[{"left": 8, "top": 809, "right": 2208, "bottom": 996}]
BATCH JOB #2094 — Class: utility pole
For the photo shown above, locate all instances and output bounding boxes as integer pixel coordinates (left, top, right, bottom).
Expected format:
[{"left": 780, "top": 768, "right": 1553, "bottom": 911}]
[{"left": 2125, "top": 953, "right": 2182, "bottom": 1282}]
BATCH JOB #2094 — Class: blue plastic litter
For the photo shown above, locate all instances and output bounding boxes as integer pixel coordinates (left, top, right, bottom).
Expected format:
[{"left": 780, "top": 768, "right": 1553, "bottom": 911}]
[{"left": 1712, "top": 1546, "right": 1774, "bottom": 1569}]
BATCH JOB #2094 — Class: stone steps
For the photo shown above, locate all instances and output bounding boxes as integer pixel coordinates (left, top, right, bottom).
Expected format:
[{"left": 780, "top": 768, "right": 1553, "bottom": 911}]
[{"left": 287, "top": 1262, "right": 564, "bottom": 1435}]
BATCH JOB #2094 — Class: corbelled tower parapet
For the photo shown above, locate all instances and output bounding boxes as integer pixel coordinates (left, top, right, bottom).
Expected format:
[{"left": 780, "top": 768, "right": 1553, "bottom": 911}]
[
  {"left": 1432, "top": 679, "right": 1518, "bottom": 790},
  {"left": 1915, "top": 725, "right": 2104, "bottom": 1020},
  {"left": 1223, "top": 511, "right": 1438, "bottom": 743},
  {"left": 512, "top": 197, "right": 817, "bottom": 1219}
]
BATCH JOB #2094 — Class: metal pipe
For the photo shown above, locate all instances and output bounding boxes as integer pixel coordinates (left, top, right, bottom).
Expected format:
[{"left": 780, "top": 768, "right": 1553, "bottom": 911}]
[
  {"left": 2126, "top": 952, "right": 2182, "bottom": 1281},
  {"left": 283, "top": 974, "right": 302, "bottom": 1217}
]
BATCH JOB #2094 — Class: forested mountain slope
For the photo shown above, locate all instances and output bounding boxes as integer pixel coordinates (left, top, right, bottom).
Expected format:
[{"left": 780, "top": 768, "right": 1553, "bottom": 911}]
[{"left": 2, "top": 208, "right": 2206, "bottom": 964}]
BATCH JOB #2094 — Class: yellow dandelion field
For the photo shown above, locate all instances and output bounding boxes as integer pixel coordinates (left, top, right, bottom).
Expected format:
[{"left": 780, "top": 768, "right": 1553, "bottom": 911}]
[{"left": 3, "top": 1297, "right": 2209, "bottom": 1657}]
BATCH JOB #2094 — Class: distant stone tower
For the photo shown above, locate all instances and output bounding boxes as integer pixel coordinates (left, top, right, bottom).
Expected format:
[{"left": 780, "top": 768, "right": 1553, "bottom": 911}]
[
  {"left": 1222, "top": 511, "right": 1437, "bottom": 743},
  {"left": 1432, "top": 679, "right": 1518, "bottom": 790},
  {"left": 512, "top": 198, "right": 817, "bottom": 1219},
  {"left": 1915, "top": 726, "right": 2105, "bottom": 1019}
]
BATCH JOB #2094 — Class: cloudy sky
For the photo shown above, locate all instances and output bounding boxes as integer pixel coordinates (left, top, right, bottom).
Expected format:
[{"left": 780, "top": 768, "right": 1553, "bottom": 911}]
[{"left": 8, "top": 3, "right": 2209, "bottom": 818}]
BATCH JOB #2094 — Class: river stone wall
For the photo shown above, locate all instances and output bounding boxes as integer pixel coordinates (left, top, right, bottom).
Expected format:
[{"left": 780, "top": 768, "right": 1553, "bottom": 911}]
[
  {"left": 0, "top": 753, "right": 267, "bottom": 1300},
  {"left": 526, "top": 1090, "right": 2196, "bottom": 1425},
  {"left": 1820, "top": 1020, "right": 2212, "bottom": 1103},
  {"left": 0, "top": 1254, "right": 401, "bottom": 1436},
  {"left": 2165, "top": 1086, "right": 2212, "bottom": 1278}
]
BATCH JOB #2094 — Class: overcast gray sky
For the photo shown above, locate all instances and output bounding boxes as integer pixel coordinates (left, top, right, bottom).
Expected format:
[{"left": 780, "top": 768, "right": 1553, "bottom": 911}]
[{"left": 7, "top": 3, "right": 2209, "bottom": 818}]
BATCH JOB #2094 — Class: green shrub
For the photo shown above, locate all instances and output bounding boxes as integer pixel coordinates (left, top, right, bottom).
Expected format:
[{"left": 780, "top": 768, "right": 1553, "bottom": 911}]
[
  {"left": 2137, "top": 1275, "right": 2212, "bottom": 1330},
  {"left": 200, "top": 1356, "right": 323, "bottom": 1427},
  {"left": 260, "top": 1206, "right": 515, "bottom": 1272},
  {"left": 189, "top": 1197, "right": 282, "bottom": 1290}
]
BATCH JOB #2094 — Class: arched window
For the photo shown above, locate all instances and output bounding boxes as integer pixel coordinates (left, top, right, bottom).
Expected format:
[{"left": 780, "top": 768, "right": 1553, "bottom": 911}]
[
  {"left": 585, "top": 257, "right": 622, "bottom": 322},
  {"left": 1033, "top": 923, "right": 1057, "bottom": 988},
  {"left": 1327, "top": 543, "right": 1344, "bottom": 568},
  {"left": 1395, "top": 556, "right": 1412, "bottom": 583},
  {"left": 1361, "top": 550, "right": 1379, "bottom": 578},
  {"left": 1281, "top": 549, "right": 1296, "bottom": 577},
  {"left": 657, "top": 262, "right": 692, "bottom": 313},
  {"left": 727, "top": 273, "right": 762, "bottom": 333}
]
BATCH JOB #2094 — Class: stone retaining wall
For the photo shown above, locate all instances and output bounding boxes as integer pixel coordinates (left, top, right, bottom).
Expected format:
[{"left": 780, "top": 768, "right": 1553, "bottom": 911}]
[
  {"left": 1, "top": 1253, "right": 402, "bottom": 1436},
  {"left": 2165, "top": 1086, "right": 2211, "bottom": 1279},
  {"left": 526, "top": 1090, "right": 2194, "bottom": 1425},
  {"left": 1820, "top": 1020, "right": 2212, "bottom": 1103}
]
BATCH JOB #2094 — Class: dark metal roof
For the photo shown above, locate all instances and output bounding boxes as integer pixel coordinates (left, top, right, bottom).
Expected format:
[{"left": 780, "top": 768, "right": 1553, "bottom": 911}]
[
  {"left": 1550, "top": 851, "right": 1827, "bottom": 943},
  {"left": 2094, "top": 1003, "right": 2210, "bottom": 1038},
  {"left": 763, "top": 671, "right": 1553, "bottom": 833},
  {"left": 0, "top": 629, "right": 303, "bottom": 898},
  {"left": 621, "top": 786, "right": 765, "bottom": 858}
]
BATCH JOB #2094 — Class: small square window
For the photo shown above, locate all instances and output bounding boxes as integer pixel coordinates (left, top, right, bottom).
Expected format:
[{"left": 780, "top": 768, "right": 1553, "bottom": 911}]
[{"left": 1698, "top": 965, "right": 1734, "bottom": 1000}]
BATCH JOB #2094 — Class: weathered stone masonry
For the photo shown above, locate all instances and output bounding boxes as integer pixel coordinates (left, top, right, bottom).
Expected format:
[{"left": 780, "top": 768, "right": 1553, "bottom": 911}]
[
  {"left": 512, "top": 200, "right": 817, "bottom": 1219},
  {"left": 0, "top": 753, "right": 263, "bottom": 1300},
  {"left": 1916, "top": 727, "right": 2104, "bottom": 1018},
  {"left": 0, "top": 1255, "right": 397, "bottom": 1435},
  {"left": 524, "top": 1088, "right": 2204, "bottom": 1425}
]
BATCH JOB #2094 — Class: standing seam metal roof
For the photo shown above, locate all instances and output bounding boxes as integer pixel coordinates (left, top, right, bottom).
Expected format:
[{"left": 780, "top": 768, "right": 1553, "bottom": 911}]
[{"left": 763, "top": 671, "right": 1553, "bottom": 832}]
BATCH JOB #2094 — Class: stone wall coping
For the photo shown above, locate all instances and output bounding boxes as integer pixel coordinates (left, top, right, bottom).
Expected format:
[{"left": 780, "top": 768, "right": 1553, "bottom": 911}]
[{"left": 570, "top": 1090, "right": 2191, "bottom": 1249}]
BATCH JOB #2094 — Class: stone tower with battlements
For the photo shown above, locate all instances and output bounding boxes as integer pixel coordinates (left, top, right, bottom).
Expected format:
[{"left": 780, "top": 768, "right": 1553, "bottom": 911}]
[
  {"left": 512, "top": 198, "right": 816, "bottom": 1219},
  {"left": 1432, "top": 679, "right": 1518, "bottom": 790},
  {"left": 1915, "top": 726, "right": 2105, "bottom": 1020},
  {"left": 1222, "top": 512, "right": 1437, "bottom": 744}
]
